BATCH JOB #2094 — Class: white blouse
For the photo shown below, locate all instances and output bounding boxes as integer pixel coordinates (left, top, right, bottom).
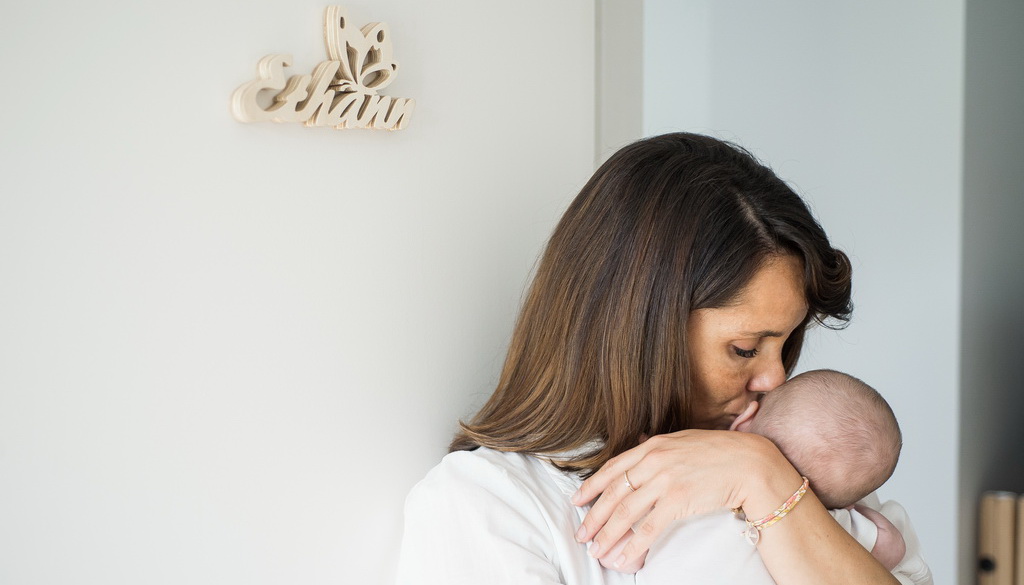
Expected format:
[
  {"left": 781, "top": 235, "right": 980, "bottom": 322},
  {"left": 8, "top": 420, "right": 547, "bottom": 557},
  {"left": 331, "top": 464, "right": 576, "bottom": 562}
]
[{"left": 396, "top": 447, "right": 932, "bottom": 585}]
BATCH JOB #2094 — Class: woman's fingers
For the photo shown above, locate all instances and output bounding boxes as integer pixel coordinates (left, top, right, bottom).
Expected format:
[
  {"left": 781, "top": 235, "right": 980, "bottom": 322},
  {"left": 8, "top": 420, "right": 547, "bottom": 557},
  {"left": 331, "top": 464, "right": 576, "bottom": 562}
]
[
  {"left": 571, "top": 444, "right": 650, "bottom": 507},
  {"left": 572, "top": 442, "right": 661, "bottom": 544},
  {"left": 573, "top": 434, "right": 673, "bottom": 506},
  {"left": 573, "top": 430, "right": 795, "bottom": 572},
  {"left": 600, "top": 530, "right": 648, "bottom": 573},
  {"left": 574, "top": 431, "right": 746, "bottom": 541},
  {"left": 597, "top": 529, "right": 646, "bottom": 573},
  {"left": 586, "top": 479, "right": 658, "bottom": 559},
  {"left": 574, "top": 462, "right": 638, "bottom": 543},
  {"left": 613, "top": 504, "right": 676, "bottom": 567}
]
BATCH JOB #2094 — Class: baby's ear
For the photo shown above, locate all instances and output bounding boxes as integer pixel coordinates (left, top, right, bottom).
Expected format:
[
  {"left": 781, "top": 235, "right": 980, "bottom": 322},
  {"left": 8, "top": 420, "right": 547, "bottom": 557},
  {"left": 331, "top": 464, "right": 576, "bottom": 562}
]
[{"left": 730, "top": 400, "right": 759, "bottom": 432}]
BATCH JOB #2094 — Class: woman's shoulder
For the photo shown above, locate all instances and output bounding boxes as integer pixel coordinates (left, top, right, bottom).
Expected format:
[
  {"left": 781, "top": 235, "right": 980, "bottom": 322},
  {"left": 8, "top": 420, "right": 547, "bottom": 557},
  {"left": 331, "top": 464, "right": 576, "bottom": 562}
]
[
  {"left": 410, "top": 447, "right": 579, "bottom": 505},
  {"left": 425, "top": 447, "right": 538, "bottom": 476},
  {"left": 398, "top": 448, "right": 596, "bottom": 584}
]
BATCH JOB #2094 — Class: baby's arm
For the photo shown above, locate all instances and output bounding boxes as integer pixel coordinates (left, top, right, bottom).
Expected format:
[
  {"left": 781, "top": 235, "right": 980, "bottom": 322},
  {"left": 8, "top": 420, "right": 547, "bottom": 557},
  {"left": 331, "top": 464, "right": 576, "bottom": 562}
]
[{"left": 854, "top": 504, "right": 907, "bottom": 571}]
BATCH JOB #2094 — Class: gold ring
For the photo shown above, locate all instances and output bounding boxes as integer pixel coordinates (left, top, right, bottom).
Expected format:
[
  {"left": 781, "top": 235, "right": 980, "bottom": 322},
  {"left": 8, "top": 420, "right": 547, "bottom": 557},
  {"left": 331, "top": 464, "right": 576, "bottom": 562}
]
[{"left": 624, "top": 470, "right": 637, "bottom": 492}]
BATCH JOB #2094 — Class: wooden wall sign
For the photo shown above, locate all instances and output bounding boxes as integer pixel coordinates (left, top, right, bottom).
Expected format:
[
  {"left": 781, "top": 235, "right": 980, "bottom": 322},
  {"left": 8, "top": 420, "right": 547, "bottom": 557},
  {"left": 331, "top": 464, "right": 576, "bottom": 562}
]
[{"left": 232, "top": 6, "right": 414, "bottom": 130}]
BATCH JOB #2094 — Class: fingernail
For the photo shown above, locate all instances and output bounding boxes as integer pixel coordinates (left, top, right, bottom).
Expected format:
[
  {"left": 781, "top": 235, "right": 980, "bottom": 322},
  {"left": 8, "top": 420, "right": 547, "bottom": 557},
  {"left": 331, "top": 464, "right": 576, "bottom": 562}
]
[
  {"left": 613, "top": 554, "right": 625, "bottom": 568},
  {"left": 570, "top": 490, "right": 581, "bottom": 505},
  {"left": 588, "top": 541, "right": 601, "bottom": 557},
  {"left": 575, "top": 525, "right": 586, "bottom": 542}
]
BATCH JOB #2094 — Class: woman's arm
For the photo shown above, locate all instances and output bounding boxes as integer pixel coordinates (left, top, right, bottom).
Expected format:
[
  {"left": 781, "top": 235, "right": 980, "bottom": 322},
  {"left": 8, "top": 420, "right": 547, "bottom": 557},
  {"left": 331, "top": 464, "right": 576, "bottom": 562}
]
[{"left": 571, "top": 430, "right": 900, "bottom": 585}]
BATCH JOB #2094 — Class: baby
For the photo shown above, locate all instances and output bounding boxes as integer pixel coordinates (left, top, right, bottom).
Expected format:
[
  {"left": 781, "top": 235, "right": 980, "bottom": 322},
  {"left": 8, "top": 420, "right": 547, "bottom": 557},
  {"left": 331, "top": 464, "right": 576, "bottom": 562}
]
[
  {"left": 731, "top": 368, "right": 901, "bottom": 511},
  {"left": 602, "top": 369, "right": 910, "bottom": 582}
]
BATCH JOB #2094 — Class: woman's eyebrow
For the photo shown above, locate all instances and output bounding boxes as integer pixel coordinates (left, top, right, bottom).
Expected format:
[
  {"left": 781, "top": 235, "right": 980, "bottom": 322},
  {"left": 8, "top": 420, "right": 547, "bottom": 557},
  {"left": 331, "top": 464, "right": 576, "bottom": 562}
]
[{"left": 740, "top": 329, "right": 785, "bottom": 338}]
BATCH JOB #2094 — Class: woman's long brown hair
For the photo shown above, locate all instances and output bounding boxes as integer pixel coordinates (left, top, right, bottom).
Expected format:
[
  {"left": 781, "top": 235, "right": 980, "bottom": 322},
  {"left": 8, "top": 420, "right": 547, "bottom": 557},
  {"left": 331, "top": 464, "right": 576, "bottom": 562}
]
[{"left": 450, "top": 133, "right": 853, "bottom": 476}]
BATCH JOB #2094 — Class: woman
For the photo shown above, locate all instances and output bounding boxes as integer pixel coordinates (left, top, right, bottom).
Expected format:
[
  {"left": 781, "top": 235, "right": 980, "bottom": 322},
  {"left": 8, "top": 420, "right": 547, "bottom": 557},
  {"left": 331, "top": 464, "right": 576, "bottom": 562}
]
[{"left": 397, "top": 133, "right": 925, "bottom": 584}]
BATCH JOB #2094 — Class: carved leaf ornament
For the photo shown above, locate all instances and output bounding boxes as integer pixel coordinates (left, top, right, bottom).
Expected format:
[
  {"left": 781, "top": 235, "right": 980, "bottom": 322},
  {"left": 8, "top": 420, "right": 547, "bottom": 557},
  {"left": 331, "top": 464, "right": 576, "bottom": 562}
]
[{"left": 232, "top": 6, "right": 414, "bottom": 130}]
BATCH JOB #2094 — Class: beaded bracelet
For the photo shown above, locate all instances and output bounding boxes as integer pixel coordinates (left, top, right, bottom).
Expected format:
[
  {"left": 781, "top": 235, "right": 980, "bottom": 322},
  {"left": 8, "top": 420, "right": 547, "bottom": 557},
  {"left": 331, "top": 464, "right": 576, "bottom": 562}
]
[{"left": 734, "top": 476, "right": 810, "bottom": 545}]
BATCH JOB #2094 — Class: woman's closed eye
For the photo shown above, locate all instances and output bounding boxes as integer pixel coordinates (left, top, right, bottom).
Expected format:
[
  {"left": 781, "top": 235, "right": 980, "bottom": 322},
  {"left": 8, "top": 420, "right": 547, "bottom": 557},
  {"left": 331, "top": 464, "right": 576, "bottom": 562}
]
[{"left": 732, "top": 346, "right": 758, "bottom": 359}]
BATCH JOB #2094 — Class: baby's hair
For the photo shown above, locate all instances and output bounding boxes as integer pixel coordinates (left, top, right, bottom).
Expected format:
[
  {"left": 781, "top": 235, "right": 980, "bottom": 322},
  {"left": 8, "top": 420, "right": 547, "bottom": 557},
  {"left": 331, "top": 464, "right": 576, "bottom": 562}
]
[{"left": 747, "top": 369, "right": 902, "bottom": 509}]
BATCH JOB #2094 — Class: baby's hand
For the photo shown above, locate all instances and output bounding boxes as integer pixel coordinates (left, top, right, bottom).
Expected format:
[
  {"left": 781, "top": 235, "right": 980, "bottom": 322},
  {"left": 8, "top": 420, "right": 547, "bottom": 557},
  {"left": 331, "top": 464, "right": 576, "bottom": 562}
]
[
  {"left": 853, "top": 504, "right": 906, "bottom": 571},
  {"left": 596, "top": 530, "right": 648, "bottom": 573}
]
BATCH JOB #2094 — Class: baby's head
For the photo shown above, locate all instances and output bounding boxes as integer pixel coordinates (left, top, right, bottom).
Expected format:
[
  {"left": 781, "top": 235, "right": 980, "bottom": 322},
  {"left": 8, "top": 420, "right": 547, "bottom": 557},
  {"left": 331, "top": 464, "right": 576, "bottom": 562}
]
[{"left": 730, "top": 369, "right": 901, "bottom": 509}]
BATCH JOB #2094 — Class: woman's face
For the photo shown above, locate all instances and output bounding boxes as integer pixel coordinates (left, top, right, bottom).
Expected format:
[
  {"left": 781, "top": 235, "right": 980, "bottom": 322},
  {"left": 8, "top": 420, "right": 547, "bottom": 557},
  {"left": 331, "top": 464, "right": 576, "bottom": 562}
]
[{"left": 687, "top": 255, "right": 809, "bottom": 430}]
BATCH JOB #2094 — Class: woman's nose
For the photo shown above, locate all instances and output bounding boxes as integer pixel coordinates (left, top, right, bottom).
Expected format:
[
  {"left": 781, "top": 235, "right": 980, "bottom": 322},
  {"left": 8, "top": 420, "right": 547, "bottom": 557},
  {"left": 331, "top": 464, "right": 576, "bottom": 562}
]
[{"left": 748, "top": 358, "right": 787, "bottom": 392}]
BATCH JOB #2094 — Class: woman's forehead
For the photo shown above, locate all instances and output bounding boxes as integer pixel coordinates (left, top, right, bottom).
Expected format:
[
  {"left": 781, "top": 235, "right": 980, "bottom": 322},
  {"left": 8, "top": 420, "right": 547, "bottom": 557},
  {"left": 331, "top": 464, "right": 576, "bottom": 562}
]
[{"left": 698, "top": 256, "right": 808, "bottom": 335}]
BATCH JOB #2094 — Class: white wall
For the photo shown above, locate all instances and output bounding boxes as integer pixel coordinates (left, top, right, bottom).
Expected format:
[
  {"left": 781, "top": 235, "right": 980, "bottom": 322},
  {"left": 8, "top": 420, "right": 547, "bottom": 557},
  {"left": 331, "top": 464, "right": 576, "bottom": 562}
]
[
  {"left": 644, "top": 2, "right": 964, "bottom": 582},
  {"left": 960, "top": 0, "right": 1024, "bottom": 583},
  {"left": 0, "top": 2, "right": 595, "bottom": 583},
  {"left": 596, "top": 1, "right": 643, "bottom": 163}
]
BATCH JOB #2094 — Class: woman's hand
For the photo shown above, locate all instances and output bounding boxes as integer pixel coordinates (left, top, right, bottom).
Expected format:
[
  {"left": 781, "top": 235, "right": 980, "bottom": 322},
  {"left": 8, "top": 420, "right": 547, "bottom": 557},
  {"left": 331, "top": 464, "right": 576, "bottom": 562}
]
[{"left": 571, "top": 429, "right": 799, "bottom": 569}]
